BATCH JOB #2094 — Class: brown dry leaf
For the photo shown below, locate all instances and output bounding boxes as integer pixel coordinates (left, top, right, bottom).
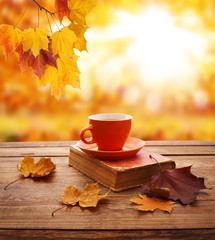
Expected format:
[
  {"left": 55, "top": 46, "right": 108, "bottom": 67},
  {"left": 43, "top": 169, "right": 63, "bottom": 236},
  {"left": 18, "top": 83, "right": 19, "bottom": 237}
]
[
  {"left": 130, "top": 194, "right": 175, "bottom": 213},
  {"left": 61, "top": 182, "right": 109, "bottom": 208},
  {"left": 17, "top": 156, "right": 56, "bottom": 177}
]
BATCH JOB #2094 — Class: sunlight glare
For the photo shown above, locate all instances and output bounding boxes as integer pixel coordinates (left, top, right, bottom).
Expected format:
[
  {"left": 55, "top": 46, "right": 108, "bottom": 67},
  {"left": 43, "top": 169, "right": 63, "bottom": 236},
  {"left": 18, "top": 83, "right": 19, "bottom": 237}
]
[
  {"left": 81, "top": 5, "right": 208, "bottom": 95},
  {"left": 124, "top": 6, "right": 207, "bottom": 86}
]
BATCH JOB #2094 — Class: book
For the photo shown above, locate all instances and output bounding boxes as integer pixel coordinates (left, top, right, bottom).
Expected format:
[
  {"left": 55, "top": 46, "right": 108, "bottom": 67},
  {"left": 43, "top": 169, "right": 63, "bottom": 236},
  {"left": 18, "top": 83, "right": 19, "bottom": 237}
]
[{"left": 69, "top": 145, "right": 176, "bottom": 192}]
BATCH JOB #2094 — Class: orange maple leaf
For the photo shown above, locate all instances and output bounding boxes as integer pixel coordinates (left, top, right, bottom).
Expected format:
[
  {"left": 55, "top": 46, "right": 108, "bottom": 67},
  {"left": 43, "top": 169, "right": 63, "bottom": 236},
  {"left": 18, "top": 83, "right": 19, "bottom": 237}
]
[
  {"left": 130, "top": 194, "right": 175, "bottom": 213},
  {"left": 0, "top": 24, "right": 23, "bottom": 58},
  {"left": 61, "top": 182, "right": 109, "bottom": 208},
  {"left": 17, "top": 156, "right": 56, "bottom": 177}
]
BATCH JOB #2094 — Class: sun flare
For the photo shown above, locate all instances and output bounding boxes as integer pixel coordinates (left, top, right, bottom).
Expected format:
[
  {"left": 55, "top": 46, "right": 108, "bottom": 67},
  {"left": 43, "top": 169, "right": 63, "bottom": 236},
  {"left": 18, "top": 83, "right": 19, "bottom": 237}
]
[
  {"left": 83, "top": 5, "right": 207, "bottom": 91},
  {"left": 122, "top": 6, "right": 207, "bottom": 86}
]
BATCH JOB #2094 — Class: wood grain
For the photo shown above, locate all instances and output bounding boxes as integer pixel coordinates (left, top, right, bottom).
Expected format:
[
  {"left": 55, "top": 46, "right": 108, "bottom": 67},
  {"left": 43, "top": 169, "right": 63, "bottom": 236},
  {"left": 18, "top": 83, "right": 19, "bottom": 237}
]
[
  {"left": 0, "top": 141, "right": 214, "bottom": 239},
  {"left": 0, "top": 229, "right": 215, "bottom": 240}
]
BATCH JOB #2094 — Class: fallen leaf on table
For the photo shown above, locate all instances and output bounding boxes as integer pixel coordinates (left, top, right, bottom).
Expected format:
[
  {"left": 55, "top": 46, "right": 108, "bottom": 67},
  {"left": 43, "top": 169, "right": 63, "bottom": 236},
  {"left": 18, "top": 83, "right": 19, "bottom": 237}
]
[
  {"left": 142, "top": 165, "right": 210, "bottom": 204},
  {"left": 130, "top": 194, "right": 175, "bottom": 213},
  {"left": 52, "top": 182, "right": 110, "bottom": 216},
  {"left": 61, "top": 182, "right": 109, "bottom": 208},
  {"left": 4, "top": 156, "right": 56, "bottom": 190},
  {"left": 17, "top": 156, "right": 56, "bottom": 177}
]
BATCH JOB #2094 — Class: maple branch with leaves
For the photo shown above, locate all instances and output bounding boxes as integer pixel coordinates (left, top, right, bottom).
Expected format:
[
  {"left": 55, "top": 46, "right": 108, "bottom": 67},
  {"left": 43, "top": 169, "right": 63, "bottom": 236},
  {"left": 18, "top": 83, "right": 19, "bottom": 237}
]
[{"left": 0, "top": 0, "right": 95, "bottom": 99}]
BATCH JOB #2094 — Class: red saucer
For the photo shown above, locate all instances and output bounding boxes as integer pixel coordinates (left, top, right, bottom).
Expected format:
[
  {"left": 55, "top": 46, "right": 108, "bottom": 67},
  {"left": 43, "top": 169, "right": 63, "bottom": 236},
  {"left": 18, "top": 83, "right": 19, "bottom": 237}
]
[{"left": 77, "top": 137, "right": 145, "bottom": 160}]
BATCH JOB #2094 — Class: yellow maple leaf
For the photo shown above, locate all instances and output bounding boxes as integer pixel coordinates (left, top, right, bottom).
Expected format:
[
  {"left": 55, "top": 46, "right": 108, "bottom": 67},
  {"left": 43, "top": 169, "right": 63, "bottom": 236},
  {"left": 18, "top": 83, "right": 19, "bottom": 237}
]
[
  {"left": 57, "top": 54, "right": 80, "bottom": 87},
  {"left": 22, "top": 27, "right": 49, "bottom": 57},
  {"left": 51, "top": 26, "right": 77, "bottom": 56},
  {"left": 61, "top": 183, "right": 109, "bottom": 208},
  {"left": 0, "top": 24, "right": 23, "bottom": 58},
  {"left": 130, "top": 194, "right": 175, "bottom": 213},
  {"left": 69, "top": 23, "right": 88, "bottom": 51},
  {"left": 40, "top": 54, "right": 80, "bottom": 99},
  {"left": 68, "top": 0, "right": 95, "bottom": 25},
  {"left": 17, "top": 156, "right": 56, "bottom": 177}
]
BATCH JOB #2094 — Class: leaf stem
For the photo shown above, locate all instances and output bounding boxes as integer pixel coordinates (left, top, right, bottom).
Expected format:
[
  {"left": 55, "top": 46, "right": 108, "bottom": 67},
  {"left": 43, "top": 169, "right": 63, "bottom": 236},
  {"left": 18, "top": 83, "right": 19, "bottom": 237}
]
[
  {"left": 51, "top": 205, "right": 66, "bottom": 217},
  {"left": 4, "top": 178, "right": 22, "bottom": 190},
  {"left": 149, "top": 155, "right": 165, "bottom": 172},
  {"left": 14, "top": 1, "right": 30, "bottom": 27}
]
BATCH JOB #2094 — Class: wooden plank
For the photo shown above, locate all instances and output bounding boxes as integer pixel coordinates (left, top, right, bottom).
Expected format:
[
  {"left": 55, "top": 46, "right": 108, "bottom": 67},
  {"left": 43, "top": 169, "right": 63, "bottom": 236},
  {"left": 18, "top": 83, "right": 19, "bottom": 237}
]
[
  {"left": 0, "top": 229, "right": 215, "bottom": 240},
  {"left": 0, "top": 141, "right": 76, "bottom": 148},
  {"left": 0, "top": 199, "right": 214, "bottom": 230},
  {"left": 0, "top": 140, "right": 214, "bottom": 148},
  {"left": 0, "top": 155, "right": 214, "bottom": 230},
  {"left": 0, "top": 145, "right": 215, "bottom": 157}
]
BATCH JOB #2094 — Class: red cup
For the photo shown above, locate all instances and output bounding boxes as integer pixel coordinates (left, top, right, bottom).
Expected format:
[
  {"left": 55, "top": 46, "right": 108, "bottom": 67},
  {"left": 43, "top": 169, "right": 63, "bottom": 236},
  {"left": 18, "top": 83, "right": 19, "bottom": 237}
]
[{"left": 80, "top": 113, "right": 132, "bottom": 151}]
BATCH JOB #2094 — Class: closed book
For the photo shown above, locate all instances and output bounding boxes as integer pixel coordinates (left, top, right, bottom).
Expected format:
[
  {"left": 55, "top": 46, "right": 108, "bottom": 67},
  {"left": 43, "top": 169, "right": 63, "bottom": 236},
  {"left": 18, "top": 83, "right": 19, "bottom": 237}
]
[{"left": 69, "top": 145, "right": 176, "bottom": 192}]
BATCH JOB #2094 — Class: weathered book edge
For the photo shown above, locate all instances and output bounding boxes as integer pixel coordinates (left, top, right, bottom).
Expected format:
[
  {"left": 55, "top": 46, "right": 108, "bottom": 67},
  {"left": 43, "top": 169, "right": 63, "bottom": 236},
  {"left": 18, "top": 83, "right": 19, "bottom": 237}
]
[{"left": 69, "top": 145, "right": 176, "bottom": 192}]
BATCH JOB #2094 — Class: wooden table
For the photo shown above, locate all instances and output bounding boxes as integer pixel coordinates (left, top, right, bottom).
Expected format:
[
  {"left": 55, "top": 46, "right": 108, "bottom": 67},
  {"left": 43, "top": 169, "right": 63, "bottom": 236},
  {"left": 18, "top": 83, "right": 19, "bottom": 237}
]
[{"left": 0, "top": 141, "right": 214, "bottom": 239}]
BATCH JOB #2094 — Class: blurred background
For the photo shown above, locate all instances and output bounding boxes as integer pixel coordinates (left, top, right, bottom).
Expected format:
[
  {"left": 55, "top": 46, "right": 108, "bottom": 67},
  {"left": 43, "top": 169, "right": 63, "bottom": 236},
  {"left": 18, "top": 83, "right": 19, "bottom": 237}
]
[{"left": 0, "top": 0, "right": 215, "bottom": 142}]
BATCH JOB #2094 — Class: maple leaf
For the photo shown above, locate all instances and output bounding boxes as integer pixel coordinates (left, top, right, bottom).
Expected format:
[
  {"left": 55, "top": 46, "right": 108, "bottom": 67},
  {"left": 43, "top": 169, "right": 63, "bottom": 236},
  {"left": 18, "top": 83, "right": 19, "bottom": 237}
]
[
  {"left": 17, "top": 156, "right": 56, "bottom": 177},
  {"left": 40, "top": 54, "right": 80, "bottom": 99},
  {"left": 57, "top": 54, "right": 80, "bottom": 86},
  {"left": 51, "top": 26, "right": 77, "bottom": 56},
  {"left": 61, "top": 182, "right": 109, "bottom": 208},
  {"left": 69, "top": 23, "right": 88, "bottom": 51},
  {"left": 142, "top": 166, "right": 209, "bottom": 204},
  {"left": 130, "top": 194, "right": 175, "bottom": 213},
  {"left": 0, "top": 24, "right": 23, "bottom": 58},
  {"left": 55, "top": 0, "right": 70, "bottom": 23},
  {"left": 22, "top": 27, "right": 49, "bottom": 57},
  {"left": 68, "top": 0, "right": 95, "bottom": 25}
]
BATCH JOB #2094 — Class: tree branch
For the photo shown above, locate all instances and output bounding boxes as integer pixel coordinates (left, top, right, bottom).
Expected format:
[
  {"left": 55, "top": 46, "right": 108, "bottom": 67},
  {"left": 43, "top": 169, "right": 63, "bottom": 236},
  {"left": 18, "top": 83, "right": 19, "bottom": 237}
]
[{"left": 32, "top": 0, "right": 54, "bottom": 15}]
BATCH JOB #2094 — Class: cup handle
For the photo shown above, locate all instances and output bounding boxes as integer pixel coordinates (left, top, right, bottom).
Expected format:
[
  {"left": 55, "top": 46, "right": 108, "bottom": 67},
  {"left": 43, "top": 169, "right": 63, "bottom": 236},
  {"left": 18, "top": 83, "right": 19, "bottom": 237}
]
[{"left": 80, "top": 125, "right": 95, "bottom": 144}]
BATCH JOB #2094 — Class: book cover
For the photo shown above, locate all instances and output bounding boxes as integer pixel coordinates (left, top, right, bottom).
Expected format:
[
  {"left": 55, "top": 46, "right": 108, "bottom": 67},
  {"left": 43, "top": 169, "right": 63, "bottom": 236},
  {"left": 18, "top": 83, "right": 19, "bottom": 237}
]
[{"left": 69, "top": 145, "right": 176, "bottom": 192}]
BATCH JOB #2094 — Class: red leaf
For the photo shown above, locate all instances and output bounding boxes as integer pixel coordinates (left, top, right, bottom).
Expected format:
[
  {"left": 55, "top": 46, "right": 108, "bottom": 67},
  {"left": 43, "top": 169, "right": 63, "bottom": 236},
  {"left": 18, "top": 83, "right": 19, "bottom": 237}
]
[
  {"left": 55, "top": 0, "right": 70, "bottom": 23},
  {"left": 34, "top": 49, "right": 57, "bottom": 77},
  {"left": 142, "top": 166, "right": 210, "bottom": 204},
  {"left": 17, "top": 43, "right": 57, "bottom": 78},
  {"left": 16, "top": 45, "right": 35, "bottom": 72}
]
